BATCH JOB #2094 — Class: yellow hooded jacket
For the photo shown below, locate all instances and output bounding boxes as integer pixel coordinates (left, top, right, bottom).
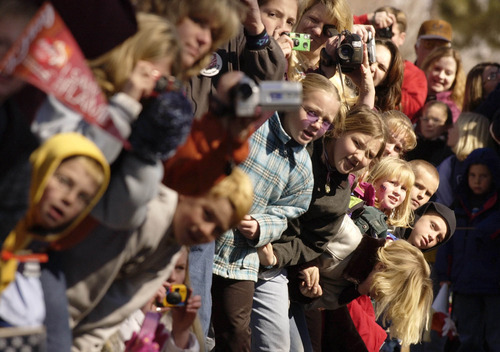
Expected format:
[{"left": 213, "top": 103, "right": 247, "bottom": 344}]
[{"left": 0, "top": 132, "right": 110, "bottom": 292}]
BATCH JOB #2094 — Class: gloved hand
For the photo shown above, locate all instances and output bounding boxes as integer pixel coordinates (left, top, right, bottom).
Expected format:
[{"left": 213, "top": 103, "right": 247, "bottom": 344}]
[
  {"left": 129, "top": 90, "right": 194, "bottom": 163},
  {"left": 442, "top": 315, "right": 458, "bottom": 338}
]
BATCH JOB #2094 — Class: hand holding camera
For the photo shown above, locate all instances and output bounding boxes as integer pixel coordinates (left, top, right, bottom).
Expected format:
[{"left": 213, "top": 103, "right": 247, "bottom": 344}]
[
  {"left": 320, "top": 27, "right": 376, "bottom": 73},
  {"left": 289, "top": 33, "right": 311, "bottom": 51},
  {"left": 163, "top": 284, "right": 189, "bottom": 307}
]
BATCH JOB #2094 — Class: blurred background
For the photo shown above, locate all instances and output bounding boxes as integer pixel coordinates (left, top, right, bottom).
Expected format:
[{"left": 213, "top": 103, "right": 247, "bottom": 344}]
[{"left": 349, "top": 0, "right": 500, "bottom": 72}]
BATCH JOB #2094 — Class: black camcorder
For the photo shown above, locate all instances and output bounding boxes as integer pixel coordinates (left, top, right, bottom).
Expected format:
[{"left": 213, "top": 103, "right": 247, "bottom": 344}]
[
  {"left": 323, "top": 30, "right": 363, "bottom": 73},
  {"left": 320, "top": 30, "right": 376, "bottom": 73},
  {"left": 376, "top": 26, "right": 393, "bottom": 39}
]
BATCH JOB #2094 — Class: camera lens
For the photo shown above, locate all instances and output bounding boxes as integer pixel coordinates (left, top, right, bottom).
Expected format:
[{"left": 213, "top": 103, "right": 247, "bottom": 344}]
[
  {"left": 337, "top": 44, "right": 353, "bottom": 61},
  {"left": 376, "top": 27, "right": 393, "bottom": 39},
  {"left": 166, "top": 291, "right": 182, "bottom": 305},
  {"left": 237, "top": 83, "right": 254, "bottom": 100}
]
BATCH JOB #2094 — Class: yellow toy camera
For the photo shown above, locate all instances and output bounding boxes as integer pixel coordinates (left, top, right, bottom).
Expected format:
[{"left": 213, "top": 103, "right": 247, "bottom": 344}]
[{"left": 163, "top": 284, "right": 188, "bottom": 307}]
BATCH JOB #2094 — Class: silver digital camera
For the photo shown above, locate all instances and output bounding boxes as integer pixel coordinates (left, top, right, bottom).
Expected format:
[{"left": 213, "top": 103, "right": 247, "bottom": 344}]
[
  {"left": 234, "top": 76, "right": 302, "bottom": 117},
  {"left": 366, "top": 31, "right": 377, "bottom": 65}
]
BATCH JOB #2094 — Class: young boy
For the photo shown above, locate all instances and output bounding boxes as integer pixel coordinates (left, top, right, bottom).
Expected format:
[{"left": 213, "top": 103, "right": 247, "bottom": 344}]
[
  {"left": 408, "top": 159, "right": 440, "bottom": 211},
  {"left": 59, "top": 167, "right": 253, "bottom": 351},
  {"left": 434, "top": 147, "right": 500, "bottom": 350},
  {"left": 402, "top": 201, "right": 456, "bottom": 250},
  {"left": 0, "top": 132, "right": 110, "bottom": 329}
]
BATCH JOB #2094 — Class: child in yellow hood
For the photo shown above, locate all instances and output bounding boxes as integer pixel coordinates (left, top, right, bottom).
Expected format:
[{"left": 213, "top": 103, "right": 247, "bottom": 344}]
[{"left": 0, "top": 132, "right": 109, "bottom": 330}]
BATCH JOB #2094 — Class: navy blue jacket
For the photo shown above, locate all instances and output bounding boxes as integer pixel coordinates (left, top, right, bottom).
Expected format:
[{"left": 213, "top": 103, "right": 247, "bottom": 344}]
[{"left": 435, "top": 148, "right": 500, "bottom": 295}]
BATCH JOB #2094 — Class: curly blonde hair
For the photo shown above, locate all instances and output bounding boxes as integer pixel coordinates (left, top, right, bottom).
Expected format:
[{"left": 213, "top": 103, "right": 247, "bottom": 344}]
[{"left": 371, "top": 240, "right": 433, "bottom": 346}]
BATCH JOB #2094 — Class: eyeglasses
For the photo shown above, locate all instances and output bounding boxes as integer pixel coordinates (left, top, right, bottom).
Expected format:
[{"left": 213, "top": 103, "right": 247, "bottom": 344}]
[
  {"left": 302, "top": 106, "right": 332, "bottom": 135},
  {"left": 485, "top": 71, "right": 499, "bottom": 81}
]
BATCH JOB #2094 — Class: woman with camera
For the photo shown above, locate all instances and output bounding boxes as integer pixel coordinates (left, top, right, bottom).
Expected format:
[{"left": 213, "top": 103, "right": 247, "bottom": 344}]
[{"left": 286, "top": 0, "right": 377, "bottom": 112}]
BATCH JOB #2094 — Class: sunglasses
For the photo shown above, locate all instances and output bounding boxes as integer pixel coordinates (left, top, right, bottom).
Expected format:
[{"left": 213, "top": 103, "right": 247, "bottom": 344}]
[{"left": 303, "top": 106, "right": 332, "bottom": 136}]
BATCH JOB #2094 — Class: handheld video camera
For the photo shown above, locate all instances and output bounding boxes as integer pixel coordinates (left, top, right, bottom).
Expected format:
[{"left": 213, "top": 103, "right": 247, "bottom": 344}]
[
  {"left": 376, "top": 26, "right": 393, "bottom": 39},
  {"left": 366, "top": 31, "right": 377, "bottom": 65},
  {"left": 233, "top": 76, "right": 302, "bottom": 117},
  {"left": 162, "top": 284, "right": 188, "bottom": 307},
  {"left": 332, "top": 30, "right": 363, "bottom": 73},
  {"left": 289, "top": 32, "right": 311, "bottom": 51}
]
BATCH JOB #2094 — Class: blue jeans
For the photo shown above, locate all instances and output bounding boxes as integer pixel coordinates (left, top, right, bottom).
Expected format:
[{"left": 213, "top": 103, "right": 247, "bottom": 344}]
[
  {"left": 251, "top": 269, "right": 290, "bottom": 351},
  {"left": 188, "top": 242, "right": 214, "bottom": 338},
  {"left": 289, "top": 301, "right": 313, "bottom": 352}
]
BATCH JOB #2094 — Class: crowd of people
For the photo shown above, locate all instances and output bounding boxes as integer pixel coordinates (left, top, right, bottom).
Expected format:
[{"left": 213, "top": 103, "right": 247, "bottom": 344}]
[{"left": 0, "top": 0, "right": 499, "bottom": 351}]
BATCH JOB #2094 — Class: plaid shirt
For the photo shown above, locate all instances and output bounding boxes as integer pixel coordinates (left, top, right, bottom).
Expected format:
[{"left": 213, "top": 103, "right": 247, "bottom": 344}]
[{"left": 213, "top": 113, "right": 313, "bottom": 281}]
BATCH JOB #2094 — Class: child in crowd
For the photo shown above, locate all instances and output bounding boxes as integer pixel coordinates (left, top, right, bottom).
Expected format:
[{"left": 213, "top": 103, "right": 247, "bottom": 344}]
[
  {"left": 406, "top": 100, "right": 453, "bottom": 166},
  {"left": 462, "top": 62, "right": 500, "bottom": 112},
  {"left": 60, "top": 167, "right": 253, "bottom": 351},
  {"left": 435, "top": 112, "right": 493, "bottom": 207},
  {"left": 435, "top": 147, "right": 500, "bottom": 351},
  {"left": 364, "top": 157, "right": 414, "bottom": 229},
  {"left": 0, "top": 133, "right": 109, "bottom": 338},
  {"left": 304, "top": 200, "right": 455, "bottom": 352},
  {"left": 408, "top": 159, "right": 440, "bottom": 211},
  {"left": 105, "top": 247, "right": 204, "bottom": 352},
  {"left": 402, "top": 201, "right": 456, "bottom": 251},
  {"left": 382, "top": 110, "right": 417, "bottom": 158},
  {"left": 257, "top": 105, "right": 387, "bottom": 351},
  {"left": 32, "top": 12, "right": 185, "bottom": 164},
  {"left": 301, "top": 235, "right": 433, "bottom": 347},
  {"left": 212, "top": 73, "right": 341, "bottom": 352},
  {"left": 250, "top": 73, "right": 343, "bottom": 351},
  {"left": 421, "top": 47, "right": 466, "bottom": 123}
]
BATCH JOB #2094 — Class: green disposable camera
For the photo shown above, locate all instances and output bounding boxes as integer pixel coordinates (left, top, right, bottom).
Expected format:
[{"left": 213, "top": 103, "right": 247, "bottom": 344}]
[{"left": 290, "top": 32, "right": 311, "bottom": 51}]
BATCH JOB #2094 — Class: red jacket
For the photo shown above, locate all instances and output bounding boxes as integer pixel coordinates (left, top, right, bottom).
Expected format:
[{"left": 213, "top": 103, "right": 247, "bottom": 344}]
[
  {"left": 348, "top": 295, "right": 388, "bottom": 352},
  {"left": 401, "top": 60, "right": 428, "bottom": 122}
]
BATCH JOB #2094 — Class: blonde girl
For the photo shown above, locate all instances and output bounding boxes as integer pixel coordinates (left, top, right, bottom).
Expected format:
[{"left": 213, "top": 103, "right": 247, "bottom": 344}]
[
  {"left": 370, "top": 240, "right": 433, "bottom": 345},
  {"left": 90, "top": 12, "right": 182, "bottom": 99},
  {"left": 366, "top": 157, "right": 415, "bottom": 228},
  {"left": 301, "top": 221, "right": 433, "bottom": 346}
]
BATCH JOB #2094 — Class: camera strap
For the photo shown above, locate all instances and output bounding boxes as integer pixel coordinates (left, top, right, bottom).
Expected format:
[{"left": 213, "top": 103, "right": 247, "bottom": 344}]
[{"left": 336, "top": 62, "right": 349, "bottom": 111}]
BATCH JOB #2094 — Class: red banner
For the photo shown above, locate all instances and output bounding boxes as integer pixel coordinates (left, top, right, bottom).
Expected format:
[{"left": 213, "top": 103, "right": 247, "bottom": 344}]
[{"left": 0, "top": 2, "right": 128, "bottom": 146}]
